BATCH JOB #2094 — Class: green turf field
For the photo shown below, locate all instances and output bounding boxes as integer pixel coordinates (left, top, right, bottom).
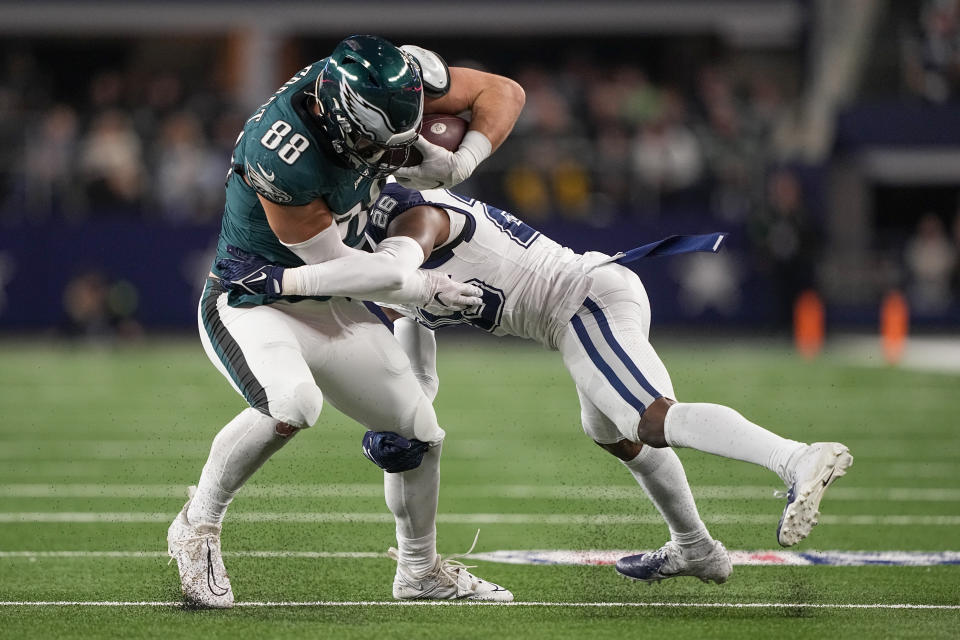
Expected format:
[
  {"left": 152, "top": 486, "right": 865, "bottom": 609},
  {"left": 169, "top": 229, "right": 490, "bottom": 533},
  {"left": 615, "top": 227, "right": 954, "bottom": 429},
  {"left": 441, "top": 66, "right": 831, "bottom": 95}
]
[{"left": 1, "top": 336, "right": 958, "bottom": 638}]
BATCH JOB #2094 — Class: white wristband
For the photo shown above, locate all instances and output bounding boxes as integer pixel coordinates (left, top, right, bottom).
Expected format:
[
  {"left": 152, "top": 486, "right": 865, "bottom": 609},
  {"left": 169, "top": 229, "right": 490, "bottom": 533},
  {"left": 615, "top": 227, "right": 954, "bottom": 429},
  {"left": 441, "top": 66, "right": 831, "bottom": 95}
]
[{"left": 457, "top": 130, "right": 492, "bottom": 173}]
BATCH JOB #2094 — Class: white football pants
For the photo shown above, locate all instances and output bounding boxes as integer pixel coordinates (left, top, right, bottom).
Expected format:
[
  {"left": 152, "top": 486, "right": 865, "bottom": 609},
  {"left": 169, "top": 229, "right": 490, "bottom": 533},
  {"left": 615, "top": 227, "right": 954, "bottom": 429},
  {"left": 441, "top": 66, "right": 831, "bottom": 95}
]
[
  {"left": 198, "top": 279, "right": 444, "bottom": 444},
  {"left": 557, "top": 263, "right": 676, "bottom": 444}
]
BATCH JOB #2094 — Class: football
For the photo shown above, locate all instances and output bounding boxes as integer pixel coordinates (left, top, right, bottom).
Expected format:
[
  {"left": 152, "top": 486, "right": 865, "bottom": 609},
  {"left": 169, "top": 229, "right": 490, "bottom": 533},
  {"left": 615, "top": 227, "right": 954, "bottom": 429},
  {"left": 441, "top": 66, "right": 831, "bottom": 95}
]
[{"left": 402, "top": 113, "right": 468, "bottom": 166}]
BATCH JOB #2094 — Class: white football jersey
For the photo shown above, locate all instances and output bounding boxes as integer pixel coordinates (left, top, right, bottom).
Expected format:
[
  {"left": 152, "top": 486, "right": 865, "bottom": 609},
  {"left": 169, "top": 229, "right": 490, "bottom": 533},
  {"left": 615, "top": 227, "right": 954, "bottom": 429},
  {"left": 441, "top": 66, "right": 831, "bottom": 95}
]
[{"left": 365, "top": 184, "right": 595, "bottom": 348}]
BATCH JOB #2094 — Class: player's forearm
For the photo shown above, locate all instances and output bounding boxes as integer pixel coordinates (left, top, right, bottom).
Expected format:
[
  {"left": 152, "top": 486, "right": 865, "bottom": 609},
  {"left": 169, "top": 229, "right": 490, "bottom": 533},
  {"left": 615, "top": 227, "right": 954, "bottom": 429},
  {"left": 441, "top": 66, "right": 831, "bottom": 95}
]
[
  {"left": 281, "top": 236, "right": 427, "bottom": 302},
  {"left": 463, "top": 75, "right": 525, "bottom": 152}
]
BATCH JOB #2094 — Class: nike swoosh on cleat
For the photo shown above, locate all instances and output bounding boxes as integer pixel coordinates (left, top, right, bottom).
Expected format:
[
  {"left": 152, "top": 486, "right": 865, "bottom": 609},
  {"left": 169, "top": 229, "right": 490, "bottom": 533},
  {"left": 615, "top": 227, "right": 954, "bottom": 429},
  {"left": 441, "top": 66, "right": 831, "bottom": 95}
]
[{"left": 206, "top": 541, "right": 229, "bottom": 597}]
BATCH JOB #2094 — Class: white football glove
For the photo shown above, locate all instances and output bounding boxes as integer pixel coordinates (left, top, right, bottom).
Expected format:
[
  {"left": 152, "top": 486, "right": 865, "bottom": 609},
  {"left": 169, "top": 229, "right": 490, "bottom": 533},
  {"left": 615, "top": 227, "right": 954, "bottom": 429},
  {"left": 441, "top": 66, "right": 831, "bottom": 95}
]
[
  {"left": 418, "top": 271, "right": 483, "bottom": 315},
  {"left": 394, "top": 130, "right": 492, "bottom": 190}
]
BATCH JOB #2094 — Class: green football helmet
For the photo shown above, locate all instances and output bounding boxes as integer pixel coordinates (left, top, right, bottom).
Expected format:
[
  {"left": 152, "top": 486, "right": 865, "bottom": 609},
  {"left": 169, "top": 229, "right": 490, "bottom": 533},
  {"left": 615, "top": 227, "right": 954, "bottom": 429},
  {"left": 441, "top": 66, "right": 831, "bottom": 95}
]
[{"left": 314, "top": 35, "right": 424, "bottom": 177}]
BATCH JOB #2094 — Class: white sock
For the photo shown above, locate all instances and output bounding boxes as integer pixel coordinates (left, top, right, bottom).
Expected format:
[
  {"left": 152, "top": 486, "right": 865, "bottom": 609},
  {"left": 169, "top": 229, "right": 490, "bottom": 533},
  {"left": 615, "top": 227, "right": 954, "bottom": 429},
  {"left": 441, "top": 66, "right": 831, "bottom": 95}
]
[
  {"left": 663, "top": 402, "right": 807, "bottom": 483},
  {"left": 187, "top": 408, "right": 297, "bottom": 526},
  {"left": 384, "top": 442, "right": 441, "bottom": 576},
  {"left": 622, "top": 446, "right": 713, "bottom": 558}
]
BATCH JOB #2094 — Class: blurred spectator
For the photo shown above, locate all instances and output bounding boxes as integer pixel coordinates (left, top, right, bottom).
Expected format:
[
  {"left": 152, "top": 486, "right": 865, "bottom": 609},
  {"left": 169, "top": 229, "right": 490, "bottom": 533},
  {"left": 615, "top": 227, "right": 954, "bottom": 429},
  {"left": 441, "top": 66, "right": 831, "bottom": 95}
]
[
  {"left": 23, "top": 105, "right": 80, "bottom": 218},
  {"left": 746, "top": 74, "right": 786, "bottom": 134},
  {"left": 502, "top": 65, "right": 592, "bottom": 220},
  {"left": 749, "top": 168, "right": 821, "bottom": 327},
  {"left": 88, "top": 71, "right": 125, "bottom": 111},
  {"left": 902, "top": 0, "right": 960, "bottom": 103},
  {"left": 586, "top": 72, "right": 628, "bottom": 129},
  {"left": 904, "top": 212, "right": 957, "bottom": 313},
  {"left": 695, "top": 66, "right": 766, "bottom": 224},
  {"left": 504, "top": 160, "right": 551, "bottom": 219},
  {"left": 551, "top": 158, "right": 592, "bottom": 219},
  {"left": 78, "top": 110, "right": 145, "bottom": 215},
  {"left": 630, "top": 88, "right": 703, "bottom": 204},
  {"left": 590, "top": 123, "right": 633, "bottom": 218},
  {"left": 617, "top": 67, "right": 663, "bottom": 129},
  {"left": 61, "top": 269, "right": 142, "bottom": 340},
  {"left": 132, "top": 71, "right": 187, "bottom": 145},
  {"left": 152, "top": 111, "right": 223, "bottom": 223},
  {"left": 0, "top": 252, "right": 13, "bottom": 316},
  {"left": 675, "top": 251, "right": 743, "bottom": 317},
  {"left": 952, "top": 210, "right": 960, "bottom": 298}
]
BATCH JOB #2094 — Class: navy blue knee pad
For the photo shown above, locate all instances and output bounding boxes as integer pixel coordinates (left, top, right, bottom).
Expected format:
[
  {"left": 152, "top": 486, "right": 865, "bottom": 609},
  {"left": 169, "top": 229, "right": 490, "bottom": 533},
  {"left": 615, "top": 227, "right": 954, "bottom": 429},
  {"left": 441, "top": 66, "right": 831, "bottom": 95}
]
[{"left": 361, "top": 430, "right": 431, "bottom": 473}]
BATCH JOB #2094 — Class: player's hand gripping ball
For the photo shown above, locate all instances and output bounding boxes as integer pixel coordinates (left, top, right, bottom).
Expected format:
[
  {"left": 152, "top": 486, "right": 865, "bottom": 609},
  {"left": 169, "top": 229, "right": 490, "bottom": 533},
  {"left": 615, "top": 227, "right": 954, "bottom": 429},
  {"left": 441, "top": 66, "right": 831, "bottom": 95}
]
[
  {"left": 394, "top": 113, "right": 486, "bottom": 189},
  {"left": 403, "top": 114, "right": 469, "bottom": 166}
]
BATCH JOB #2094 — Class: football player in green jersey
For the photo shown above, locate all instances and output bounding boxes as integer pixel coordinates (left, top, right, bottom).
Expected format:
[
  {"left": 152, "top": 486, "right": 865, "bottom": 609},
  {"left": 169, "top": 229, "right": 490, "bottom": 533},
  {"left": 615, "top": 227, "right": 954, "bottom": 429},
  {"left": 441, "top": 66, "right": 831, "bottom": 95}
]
[{"left": 167, "top": 35, "right": 524, "bottom": 608}]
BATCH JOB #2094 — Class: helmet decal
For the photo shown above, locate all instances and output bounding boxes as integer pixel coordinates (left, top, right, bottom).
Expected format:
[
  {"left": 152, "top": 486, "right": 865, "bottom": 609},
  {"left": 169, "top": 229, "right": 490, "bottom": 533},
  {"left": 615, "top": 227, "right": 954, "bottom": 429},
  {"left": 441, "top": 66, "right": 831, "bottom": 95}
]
[{"left": 339, "top": 74, "right": 419, "bottom": 144}]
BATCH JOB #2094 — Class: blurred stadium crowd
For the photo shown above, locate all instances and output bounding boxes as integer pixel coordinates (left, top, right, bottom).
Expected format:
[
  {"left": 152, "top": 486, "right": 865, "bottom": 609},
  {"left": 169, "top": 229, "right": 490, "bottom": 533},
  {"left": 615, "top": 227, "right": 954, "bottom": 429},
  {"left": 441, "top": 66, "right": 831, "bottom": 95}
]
[
  {"left": 0, "top": 58, "right": 243, "bottom": 224},
  {"left": 0, "top": 42, "right": 789, "bottom": 226},
  {"left": 1, "top": 0, "right": 960, "bottom": 334}
]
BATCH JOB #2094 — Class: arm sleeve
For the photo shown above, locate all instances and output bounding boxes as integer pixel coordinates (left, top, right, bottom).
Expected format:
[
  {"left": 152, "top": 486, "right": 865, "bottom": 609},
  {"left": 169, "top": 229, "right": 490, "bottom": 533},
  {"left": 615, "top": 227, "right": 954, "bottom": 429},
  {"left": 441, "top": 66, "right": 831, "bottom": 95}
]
[
  {"left": 282, "top": 223, "right": 360, "bottom": 263},
  {"left": 282, "top": 235, "right": 430, "bottom": 304}
]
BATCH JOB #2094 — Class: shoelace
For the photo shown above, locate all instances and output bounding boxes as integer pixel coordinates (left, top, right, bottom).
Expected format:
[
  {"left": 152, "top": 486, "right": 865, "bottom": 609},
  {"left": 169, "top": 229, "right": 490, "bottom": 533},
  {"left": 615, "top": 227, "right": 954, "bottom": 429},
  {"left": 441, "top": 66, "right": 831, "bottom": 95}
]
[
  {"left": 437, "top": 530, "right": 482, "bottom": 588},
  {"left": 773, "top": 483, "right": 797, "bottom": 500},
  {"left": 167, "top": 533, "right": 220, "bottom": 566},
  {"left": 387, "top": 531, "right": 485, "bottom": 590},
  {"left": 648, "top": 541, "right": 678, "bottom": 563},
  {"left": 167, "top": 486, "right": 209, "bottom": 567}
]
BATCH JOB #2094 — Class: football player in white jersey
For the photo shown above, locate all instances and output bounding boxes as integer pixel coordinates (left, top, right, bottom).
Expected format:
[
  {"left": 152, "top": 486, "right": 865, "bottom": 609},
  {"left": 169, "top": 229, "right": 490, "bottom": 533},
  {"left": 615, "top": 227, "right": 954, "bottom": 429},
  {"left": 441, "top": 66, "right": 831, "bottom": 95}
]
[
  {"left": 170, "top": 37, "right": 524, "bottom": 608},
  {"left": 219, "top": 182, "right": 854, "bottom": 585}
]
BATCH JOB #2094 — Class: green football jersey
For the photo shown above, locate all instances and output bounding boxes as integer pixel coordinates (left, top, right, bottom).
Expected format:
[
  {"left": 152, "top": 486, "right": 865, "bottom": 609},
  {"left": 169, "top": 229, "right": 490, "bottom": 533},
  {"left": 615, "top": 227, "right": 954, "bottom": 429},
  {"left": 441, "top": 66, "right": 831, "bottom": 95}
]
[{"left": 214, "top": 61, "right": 381, "bottom": 306}]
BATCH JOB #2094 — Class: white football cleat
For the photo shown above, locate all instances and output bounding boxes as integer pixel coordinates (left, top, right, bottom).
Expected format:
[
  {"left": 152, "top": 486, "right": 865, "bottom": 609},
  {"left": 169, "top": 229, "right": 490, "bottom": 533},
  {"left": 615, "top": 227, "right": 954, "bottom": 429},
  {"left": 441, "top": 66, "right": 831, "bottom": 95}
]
[
  {"left": 615, "top": 539, "right": 732, "bottom": 584},
  {"left": 388, "top": 533, "right": 513, "bottom": 602},
  {"left": 777, "top": 442, "right": 854, "bottom": 547},
  {"left": 167, "top": 494, "right": 234, "bottom": 609}
]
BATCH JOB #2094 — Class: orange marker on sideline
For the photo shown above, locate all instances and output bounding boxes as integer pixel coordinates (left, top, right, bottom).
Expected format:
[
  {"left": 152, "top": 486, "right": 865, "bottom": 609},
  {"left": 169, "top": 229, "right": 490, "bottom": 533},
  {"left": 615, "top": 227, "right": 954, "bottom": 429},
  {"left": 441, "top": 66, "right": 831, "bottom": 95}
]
[
  {"left": 793, "top": 289, "right": 825, "bottom": 360},
  {"left": 881, "top": 290, "right": 909, "bottom": 365}
]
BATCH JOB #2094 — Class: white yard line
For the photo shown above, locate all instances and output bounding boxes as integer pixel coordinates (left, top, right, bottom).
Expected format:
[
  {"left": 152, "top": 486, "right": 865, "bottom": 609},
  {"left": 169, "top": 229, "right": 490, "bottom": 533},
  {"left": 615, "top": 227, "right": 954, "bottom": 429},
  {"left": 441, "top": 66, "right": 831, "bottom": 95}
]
[
  {"left": 885, "top": 463, "right": 956, "bottom": 479},
  {"left": 1, "top": 483, "right": 958, "bottom": 501},
  {"left": 835, "top": 334, "right": 960, "bottom": 374},
  {"left": 0, "top": 600, "right": 956, "bottom": 610},
  {"left": 0, "top": 512, "right": 957, "bottom": 526}
]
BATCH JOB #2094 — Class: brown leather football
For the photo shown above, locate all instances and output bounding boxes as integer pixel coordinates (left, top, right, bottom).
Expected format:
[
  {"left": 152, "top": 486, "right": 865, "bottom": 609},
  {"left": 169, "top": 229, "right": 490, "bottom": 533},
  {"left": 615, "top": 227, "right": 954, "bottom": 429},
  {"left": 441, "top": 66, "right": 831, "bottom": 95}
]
[{"left": 402, "top": 113, "right": 468, "bottom": 166}]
